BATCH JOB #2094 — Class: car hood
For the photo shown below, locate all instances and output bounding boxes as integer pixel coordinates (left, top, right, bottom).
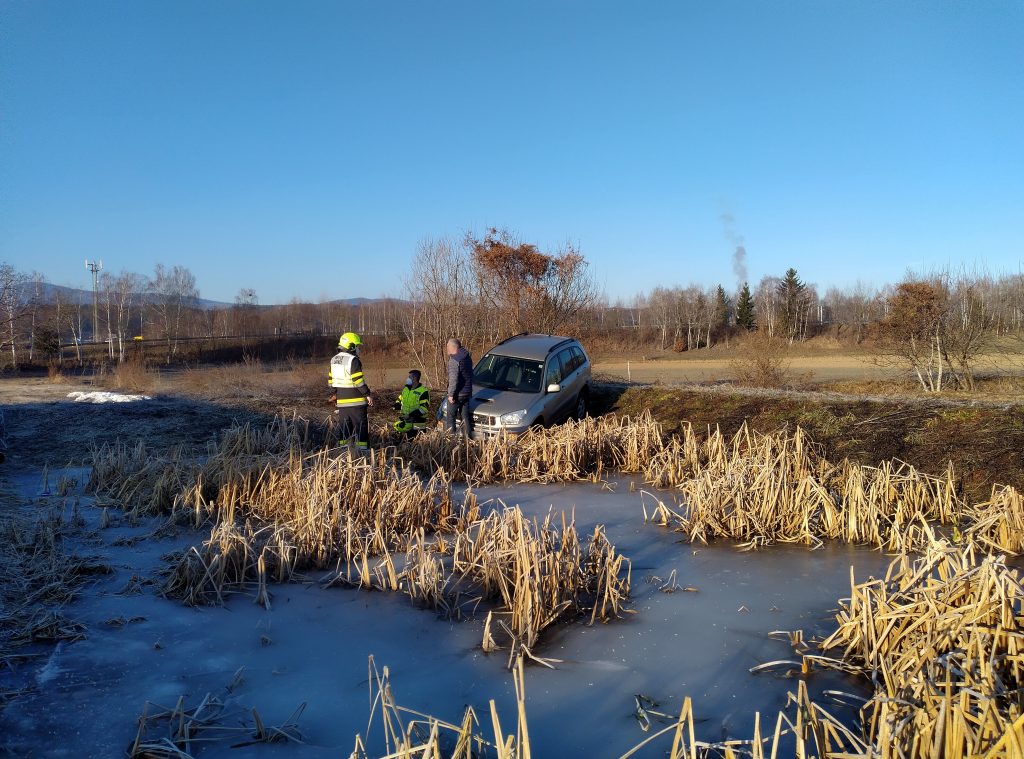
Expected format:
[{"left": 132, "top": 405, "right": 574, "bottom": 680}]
[{"left": 471, "top": 387, "right": 539, "bottom": 417}]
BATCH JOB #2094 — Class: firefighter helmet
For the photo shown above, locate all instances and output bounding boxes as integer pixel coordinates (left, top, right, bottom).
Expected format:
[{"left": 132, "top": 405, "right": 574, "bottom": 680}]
[{"left": 338, "top": 332, "right": 362, "bottom": 350}]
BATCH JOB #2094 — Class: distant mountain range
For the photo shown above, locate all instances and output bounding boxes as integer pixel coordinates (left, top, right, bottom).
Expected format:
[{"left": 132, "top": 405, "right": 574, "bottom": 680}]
[{"left": 18, "top": 282, "right": 397, "bottom": 310}]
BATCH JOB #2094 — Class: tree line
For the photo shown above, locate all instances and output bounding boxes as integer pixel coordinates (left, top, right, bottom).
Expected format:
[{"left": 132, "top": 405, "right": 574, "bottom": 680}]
[{"left": 3, "top": 233, "right": 1022, "bottom": 393}]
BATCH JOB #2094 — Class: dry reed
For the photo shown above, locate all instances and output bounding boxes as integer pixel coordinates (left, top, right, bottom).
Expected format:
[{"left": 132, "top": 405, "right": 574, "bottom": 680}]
[
  {"left": 350, "top": 655, "right": 875, "bottom": 759},
  {"left": 809, "top": 535, "right": 1024, "bottom": 758},
  {"left": 0, "top": 505, "right": 99, "bottom": 660},
  {"left": 94, "top": 416, "right": 634, "bottom": 658},
  {"left": 128, "top": 687, "right": 306, "bottom": 757}
]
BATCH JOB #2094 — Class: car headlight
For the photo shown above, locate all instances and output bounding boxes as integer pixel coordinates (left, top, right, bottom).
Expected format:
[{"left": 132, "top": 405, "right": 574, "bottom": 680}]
[{"left": 499, "top": 409, "right": 528, "bottom": 426}]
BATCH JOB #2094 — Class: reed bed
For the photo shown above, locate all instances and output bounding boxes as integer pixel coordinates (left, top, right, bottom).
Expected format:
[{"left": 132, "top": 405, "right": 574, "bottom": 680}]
[
  {"left": 967, "top": 484, "right": 1024, "bottom": 554},
  {"left": 809, "top": 536, "right": 1024, "bottom": 758},
  {"left": 163, "top": 447, "right": 463, "bottom": 606},
  {"left": 117, "top": 417, "right": 632, "bottom": 658},
  {"left": 423, "top": 506, "right": 631, "bottom": 661},
  {"left": 0, "top": 504, "right": 102, "bottom": 661},
  {"left": 352, "top": 538, "right": 1024, "bottom": 758},
  {"left": 647, "top": 451, "right": 966, "bottom": 552},
  {"left": 88, "top": 415, "right": 322, "bottom": 519},
  {"left": 393, "top": 413, "right": 1024, "bottom": 553},
  {"left": 90, "top": 411, "right": 1024, "bottom": 555},
  {"left": 352, "top": 655, "right": 873, "bottom": 759},
  {"left": 394, "top": 413, "right": 667, "bottom": 484}
]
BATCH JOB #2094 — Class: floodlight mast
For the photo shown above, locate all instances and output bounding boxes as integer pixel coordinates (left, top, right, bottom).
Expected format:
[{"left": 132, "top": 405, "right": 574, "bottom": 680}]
[{"left": 85, "top": 260, "right": 102, "bottom": 342}]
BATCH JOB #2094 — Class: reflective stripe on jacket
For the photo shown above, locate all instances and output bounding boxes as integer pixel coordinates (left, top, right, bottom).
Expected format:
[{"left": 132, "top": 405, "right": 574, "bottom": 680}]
[
  {"left": 394, "top": 384, "right": 429, "bottom": 417},
  {"left": 329, "top": 350, "right": 369, "bottom": 407}
]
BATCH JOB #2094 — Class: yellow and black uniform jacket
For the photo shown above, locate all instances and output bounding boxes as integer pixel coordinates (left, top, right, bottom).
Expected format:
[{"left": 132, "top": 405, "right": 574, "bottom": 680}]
[
  {"left": 329, "top": 349, "right": 370, "bottom": 407},
  {"left": 393, "top": 383, "right": 430, "bottom": 420}
]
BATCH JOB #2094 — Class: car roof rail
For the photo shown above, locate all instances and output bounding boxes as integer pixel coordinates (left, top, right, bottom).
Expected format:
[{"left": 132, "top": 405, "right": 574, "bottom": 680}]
[
  {"left": 547, "top": 337, "right": 574, "bottom": 354},
  {"left": 495, "top": 332, "right": 531, "bottom": 346}
]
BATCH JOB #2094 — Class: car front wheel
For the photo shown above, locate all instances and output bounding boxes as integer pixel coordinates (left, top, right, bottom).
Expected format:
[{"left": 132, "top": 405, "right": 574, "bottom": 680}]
[{"left": 574, "top": 393, "right": 587, "bottom": 420}]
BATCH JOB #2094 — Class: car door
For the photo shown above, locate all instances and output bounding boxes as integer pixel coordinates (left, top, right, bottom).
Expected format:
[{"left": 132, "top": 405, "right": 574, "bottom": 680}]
[
  {"left": 541, "top": 351, "right": 568, "bottom": 424},
  {"left": 548, "top": 349, "right": 577, "bottom": 422}
]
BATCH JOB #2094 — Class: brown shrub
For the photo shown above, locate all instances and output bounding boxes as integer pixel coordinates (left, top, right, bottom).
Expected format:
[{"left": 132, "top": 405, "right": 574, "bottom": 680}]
[
  {"left": 109, "top": 360, "right": 157, "bottom": 393},
  {"left": 728, "top": 332, "right": 792, "bottom": 387}
]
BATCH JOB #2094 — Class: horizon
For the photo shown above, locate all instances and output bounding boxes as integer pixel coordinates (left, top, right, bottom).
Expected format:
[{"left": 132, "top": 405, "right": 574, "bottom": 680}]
[{"left": 2, "top": 2, "right": 1022, "bottom": 303}]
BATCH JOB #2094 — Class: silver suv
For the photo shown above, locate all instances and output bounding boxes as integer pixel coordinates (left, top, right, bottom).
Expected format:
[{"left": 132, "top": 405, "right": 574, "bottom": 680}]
[{"left": 466, "top": 334, "right": 591, "bottom": 439}]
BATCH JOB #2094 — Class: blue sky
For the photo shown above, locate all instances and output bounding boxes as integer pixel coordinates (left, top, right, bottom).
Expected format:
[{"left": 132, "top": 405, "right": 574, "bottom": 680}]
[{"left": 1, "top": 1, "right": 1021, "bottom": 304}]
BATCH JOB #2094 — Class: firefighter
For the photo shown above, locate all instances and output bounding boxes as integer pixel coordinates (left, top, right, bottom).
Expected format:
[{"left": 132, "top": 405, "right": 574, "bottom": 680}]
[
  {"left": 329, "top": 332, "right": 374, "bottom": 451},
  {"left": 392, "top": 369, "right": 430, "bottom": 438}
]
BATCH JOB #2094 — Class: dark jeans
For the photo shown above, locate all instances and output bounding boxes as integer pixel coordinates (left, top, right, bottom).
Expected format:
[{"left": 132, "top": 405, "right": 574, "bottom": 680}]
[{"left": 445, "top": 396, "right": 474, "bottom": 438}]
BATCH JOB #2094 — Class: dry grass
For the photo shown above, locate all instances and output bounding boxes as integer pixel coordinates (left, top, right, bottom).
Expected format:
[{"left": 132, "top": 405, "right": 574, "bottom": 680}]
[
  {"left": 353, "top": 656, "right": 877, "bottom": 758},
  {"left": 0, "top": 503, "right": 106, "bottom": 661},
  {"left": 351, "top": 655, "right": 531, "bottom": 759},
  {"left": 643, "top": 424, "right": 969, "bottom": 552},
  {"left": 177, "top": 354, "right": 325, "bottom": 404},
  {"left": 393, "top": 413, "right": 667, "bottom": 485},
  {"left": 107, "top": 359, "right": 159, "bottom": 394}
]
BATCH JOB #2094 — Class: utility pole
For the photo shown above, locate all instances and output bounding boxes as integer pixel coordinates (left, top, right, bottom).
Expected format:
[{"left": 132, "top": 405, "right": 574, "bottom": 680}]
[{"left": 85, "top": 260, "right": 102, "bottom": 342}]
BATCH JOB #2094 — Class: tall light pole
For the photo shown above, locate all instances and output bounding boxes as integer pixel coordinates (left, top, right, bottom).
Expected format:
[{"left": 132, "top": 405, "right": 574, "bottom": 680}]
[{"left": 85, "top": 260, "right": 102, "bottom": 341}]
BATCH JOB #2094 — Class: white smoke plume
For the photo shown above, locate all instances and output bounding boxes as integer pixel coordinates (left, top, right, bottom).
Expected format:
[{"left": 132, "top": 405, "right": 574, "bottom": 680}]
[{"left": 720, "top": 212, "right": 748, "bottom": 286}]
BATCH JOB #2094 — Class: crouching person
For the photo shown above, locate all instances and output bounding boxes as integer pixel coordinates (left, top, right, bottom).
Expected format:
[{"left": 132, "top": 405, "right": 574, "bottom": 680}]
[{"left": 393, "top": 370, "right": 430, "bottom": 438}]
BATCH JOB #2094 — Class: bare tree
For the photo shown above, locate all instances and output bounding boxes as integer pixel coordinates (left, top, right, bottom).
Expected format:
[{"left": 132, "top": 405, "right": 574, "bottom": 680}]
[
  {"left": 402, "top": 237, "right": 475, "bottom": 387},
  {"left": 0, "top": 263, "right": 31, "bottom": 369},
  {"left": 942, "top": 274, "right": 998, "bottom": 391},
  {"left": 150, "top": 264, "right": 199, "bottom": 363},
  {"left": 754, "top": 276, "right": 782, "bottom": 339},
  {"left": 233, "top": 288, "right": 259, "bottom": 339},
  {"left": 102, "top": 271, "right": 146, "bottom": 362},
  {"left": 25, "top": 273, "right": 47, "bottom": 362}
]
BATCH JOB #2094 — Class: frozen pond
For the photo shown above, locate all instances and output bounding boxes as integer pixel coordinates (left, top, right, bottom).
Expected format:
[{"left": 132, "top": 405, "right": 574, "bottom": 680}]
[{"left": 1, "top": 472, "right": 894, "bottom": 757}]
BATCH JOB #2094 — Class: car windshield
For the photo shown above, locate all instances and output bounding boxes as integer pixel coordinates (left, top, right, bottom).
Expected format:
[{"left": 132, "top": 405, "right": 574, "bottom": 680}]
[{"left": 474, "top": 354, "right": 545, "bottom": 393}]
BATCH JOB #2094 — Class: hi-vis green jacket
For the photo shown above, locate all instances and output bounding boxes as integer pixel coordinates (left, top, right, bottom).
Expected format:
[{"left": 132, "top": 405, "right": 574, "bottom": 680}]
[
  {"left": 329, "top": 350, "right": 370, "bottom": 407},
  {"left": 393, "top": 383, "right": 429, "bottom": 419}
]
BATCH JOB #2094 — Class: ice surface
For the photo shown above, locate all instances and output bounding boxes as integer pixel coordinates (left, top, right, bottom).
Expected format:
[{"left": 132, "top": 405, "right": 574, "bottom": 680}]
[{"left": 1, "top": 473, "right": 893, "bottom": 757}]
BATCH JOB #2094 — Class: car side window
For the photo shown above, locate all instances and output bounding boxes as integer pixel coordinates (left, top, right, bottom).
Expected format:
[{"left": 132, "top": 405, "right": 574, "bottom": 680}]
[
  {"left": 555, "top": 349, "right": 574, "bottom": 382},
  {"left": 570, "top": 345, "right": 586, "bottom": 370},
  {"left": 564, "top": 347, "right": 579, "bottom": 373},
  {"left": 546, "top": 352, "right": 566, "bottom": 386}
]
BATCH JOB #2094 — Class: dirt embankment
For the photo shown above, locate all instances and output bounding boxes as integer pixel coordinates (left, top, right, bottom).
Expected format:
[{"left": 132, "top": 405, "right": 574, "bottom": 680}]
[{"left": 605, "top": 384, "right": 1024, "bottom": 498}]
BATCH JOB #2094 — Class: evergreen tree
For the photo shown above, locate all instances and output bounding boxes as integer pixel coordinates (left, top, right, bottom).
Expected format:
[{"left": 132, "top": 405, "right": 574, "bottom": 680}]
[
  {"left": 735, "top": 283, "right": 756, "bottom": 331},
  {"left": 777, "top": 268, "right": 808, "bottom": 341},
  {"left": 713, "top": 285, "right": 731, "bottom": 340}
]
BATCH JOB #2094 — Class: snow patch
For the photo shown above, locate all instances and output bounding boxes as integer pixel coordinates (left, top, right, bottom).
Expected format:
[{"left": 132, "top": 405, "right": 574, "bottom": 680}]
[{"left": 67, "top": 391, "right": 151, "bottom": 403}]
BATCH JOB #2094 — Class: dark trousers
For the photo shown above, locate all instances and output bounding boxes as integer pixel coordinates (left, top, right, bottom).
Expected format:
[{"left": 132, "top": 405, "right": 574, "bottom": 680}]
[
  {"left": 336, "top": 405, "right": 368, "bottom": 449},
  {"left": 445, "top": 396, "right": 474, "bottom": 438}
]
